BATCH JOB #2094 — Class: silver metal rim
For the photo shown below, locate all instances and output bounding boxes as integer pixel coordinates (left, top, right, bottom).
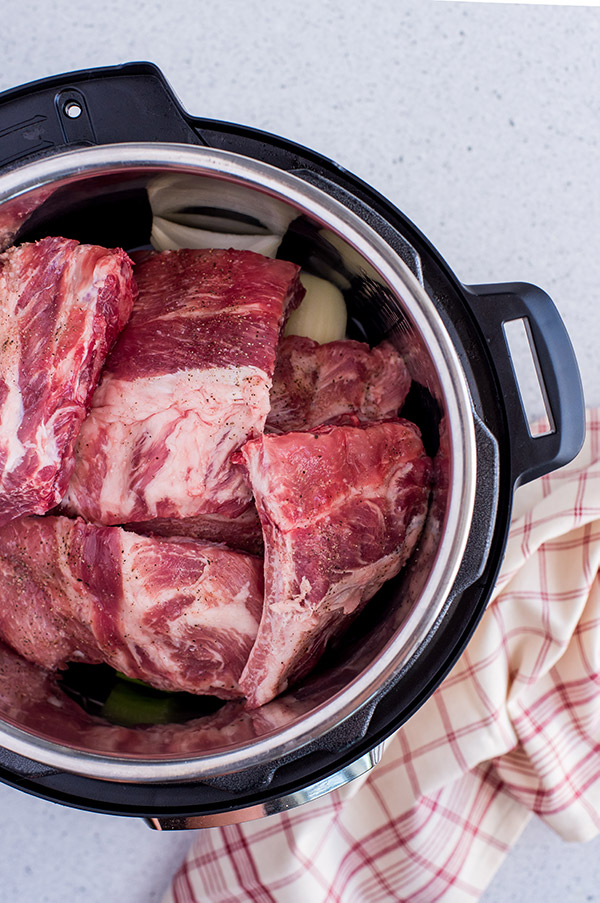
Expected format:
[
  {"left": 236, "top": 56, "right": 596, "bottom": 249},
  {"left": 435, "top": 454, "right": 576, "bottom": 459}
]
[
  {"left": 0, "top": 144, "right": 478, "bottom": 781},
  {"left": 146, "top": 743, "right": 385, "bottom": 829}
]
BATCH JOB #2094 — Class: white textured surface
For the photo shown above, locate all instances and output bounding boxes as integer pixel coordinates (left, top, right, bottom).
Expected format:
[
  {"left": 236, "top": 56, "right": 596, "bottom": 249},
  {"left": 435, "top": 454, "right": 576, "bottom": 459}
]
[{"left": 0, "top": 1, "right": 599, "bottom": 900}]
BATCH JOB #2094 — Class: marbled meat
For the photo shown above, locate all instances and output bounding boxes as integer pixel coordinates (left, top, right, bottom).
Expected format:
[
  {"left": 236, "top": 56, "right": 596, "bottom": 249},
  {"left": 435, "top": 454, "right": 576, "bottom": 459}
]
[
  {"left": 238, "top": 418, "right": 432, "bottom": 708},
  {"left": 266, "top": 335, "right": 411, "bottom": 433},
  {"left": 62, "top": 248, "right": 304, "bottom": 551},
  {"left": 0, "top": 515, "right": 264, "bottom": 698},
  {"left": 0, "top": 237, "right": 135, "bottom": 526}
]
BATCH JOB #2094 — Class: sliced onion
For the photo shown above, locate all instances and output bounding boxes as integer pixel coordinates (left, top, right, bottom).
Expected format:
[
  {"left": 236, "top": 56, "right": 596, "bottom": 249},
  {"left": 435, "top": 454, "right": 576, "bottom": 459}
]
[
  {"left": 284, "top": 273, "right": 347, "bottom": 343},
  {"left": 151, "top": 217, "right": 283, "bottom": 257},
  {"left": 147, "top": 173, "right": 297, "bottom": 257}
]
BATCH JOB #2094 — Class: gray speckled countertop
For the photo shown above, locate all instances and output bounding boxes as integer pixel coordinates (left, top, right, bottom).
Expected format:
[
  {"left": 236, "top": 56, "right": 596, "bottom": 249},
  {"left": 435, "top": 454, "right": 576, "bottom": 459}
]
[{"left": 0, "top": 2, "right": 599, "bottom": 900}]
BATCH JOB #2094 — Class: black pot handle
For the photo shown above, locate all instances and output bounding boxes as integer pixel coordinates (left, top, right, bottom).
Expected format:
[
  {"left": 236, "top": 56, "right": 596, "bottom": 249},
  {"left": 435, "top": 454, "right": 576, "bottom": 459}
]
[
  {"left": 0, "top": 61, "right": 205, "bottom": 170},
  {"left": 464, "top": 282, "right": 585, "bottom": 486}
]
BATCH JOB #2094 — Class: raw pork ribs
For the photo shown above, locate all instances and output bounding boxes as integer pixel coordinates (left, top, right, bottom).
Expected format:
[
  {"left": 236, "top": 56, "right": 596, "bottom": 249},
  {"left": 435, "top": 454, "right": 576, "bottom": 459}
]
[
  {"left": 0, "top": 237, "right": 135, "bottom": 526},
  {"left": 63, "top": 249, "right": 303, "bottom": 551},
  {"left": 0, "top": 515, "right": 264, "bottom": 698},
  {"left": 267, "top": 335, "right": 411, "bottom": 433},
  {"left": 239, "top": 419, "right": 432, "bottom": 707}
]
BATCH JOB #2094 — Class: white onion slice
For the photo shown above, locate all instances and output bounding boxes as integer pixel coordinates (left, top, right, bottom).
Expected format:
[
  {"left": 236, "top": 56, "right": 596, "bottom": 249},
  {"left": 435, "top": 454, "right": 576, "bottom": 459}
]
[
  {"left": 151, "top": 217, "right": 283, "bottom": 257},
  {"left": 284, "top": 273, "right": 347, "bottom": 343},
  {"left": 147, "top": 173, "right": 297, "bottom": 257}
]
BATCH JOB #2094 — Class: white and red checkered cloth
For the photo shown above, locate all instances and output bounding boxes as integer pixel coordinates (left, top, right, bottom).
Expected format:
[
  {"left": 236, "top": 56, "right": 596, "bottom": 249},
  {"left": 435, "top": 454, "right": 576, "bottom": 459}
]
[{"left": 164, "top": 410, "right": 600, "bottom": 903}]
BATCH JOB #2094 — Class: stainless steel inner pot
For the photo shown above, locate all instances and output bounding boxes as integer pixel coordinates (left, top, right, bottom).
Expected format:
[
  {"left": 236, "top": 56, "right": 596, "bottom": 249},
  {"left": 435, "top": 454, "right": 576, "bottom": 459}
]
[{"left": 0, "top": 144, "right": 478, "bottom": 784}]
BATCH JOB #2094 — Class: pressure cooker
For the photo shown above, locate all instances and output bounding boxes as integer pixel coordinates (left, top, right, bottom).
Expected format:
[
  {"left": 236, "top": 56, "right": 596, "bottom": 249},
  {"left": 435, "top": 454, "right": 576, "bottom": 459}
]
[{"left": 0, "top": 62, "right": 585, "bottom": 828}]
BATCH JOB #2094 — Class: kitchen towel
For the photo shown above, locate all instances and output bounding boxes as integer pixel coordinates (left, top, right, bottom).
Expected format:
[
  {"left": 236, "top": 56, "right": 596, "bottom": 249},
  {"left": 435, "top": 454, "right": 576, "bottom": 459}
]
[{"left": 164, "top": 409, "right": 600, "bottom": 903}]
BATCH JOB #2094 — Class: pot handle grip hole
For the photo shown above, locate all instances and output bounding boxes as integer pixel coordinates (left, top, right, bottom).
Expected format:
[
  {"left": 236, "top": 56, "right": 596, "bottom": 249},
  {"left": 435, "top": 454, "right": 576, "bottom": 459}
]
[
  {"left": 465, "top": 282, "right": 585, "bottom": 486},
  {"left": 0, "top": 62, "right": 204, "bottom": 169}
]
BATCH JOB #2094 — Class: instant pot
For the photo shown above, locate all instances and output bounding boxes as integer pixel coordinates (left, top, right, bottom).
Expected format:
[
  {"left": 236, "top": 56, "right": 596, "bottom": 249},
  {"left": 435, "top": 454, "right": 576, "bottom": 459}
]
[{"left": 0, "top": 63, "right": 585, "bottom": 828}]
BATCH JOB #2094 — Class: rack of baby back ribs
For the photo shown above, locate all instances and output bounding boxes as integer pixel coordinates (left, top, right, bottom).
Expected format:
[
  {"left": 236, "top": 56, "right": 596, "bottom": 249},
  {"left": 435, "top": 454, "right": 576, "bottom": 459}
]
[{"left": 0, "top": 229, "right": 432, "bottom": 727}]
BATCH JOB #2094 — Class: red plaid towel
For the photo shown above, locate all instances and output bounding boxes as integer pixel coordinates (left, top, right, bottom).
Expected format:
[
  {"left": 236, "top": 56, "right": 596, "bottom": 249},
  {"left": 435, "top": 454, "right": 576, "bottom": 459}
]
[{"left": 164, "top": 410, "right": 600, "bottom": 903}]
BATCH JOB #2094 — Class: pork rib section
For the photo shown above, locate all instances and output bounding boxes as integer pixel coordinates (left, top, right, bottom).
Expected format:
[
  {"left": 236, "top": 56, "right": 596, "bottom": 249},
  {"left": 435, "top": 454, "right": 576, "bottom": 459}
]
[
  {"left": 239, "top": 419, "right": 432, "bottom": 708},
  {"left": 0, "top": 237, "right": 135, "bottom": 526},
  {"left": 63, "top": 248, "right": 303, "bottom": 551},
  {"left": 266, "top": 335, "right": 411, "bottom": 433},
  {"left": 0, "top": 516, "right": 263, "bottom": 698}
]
